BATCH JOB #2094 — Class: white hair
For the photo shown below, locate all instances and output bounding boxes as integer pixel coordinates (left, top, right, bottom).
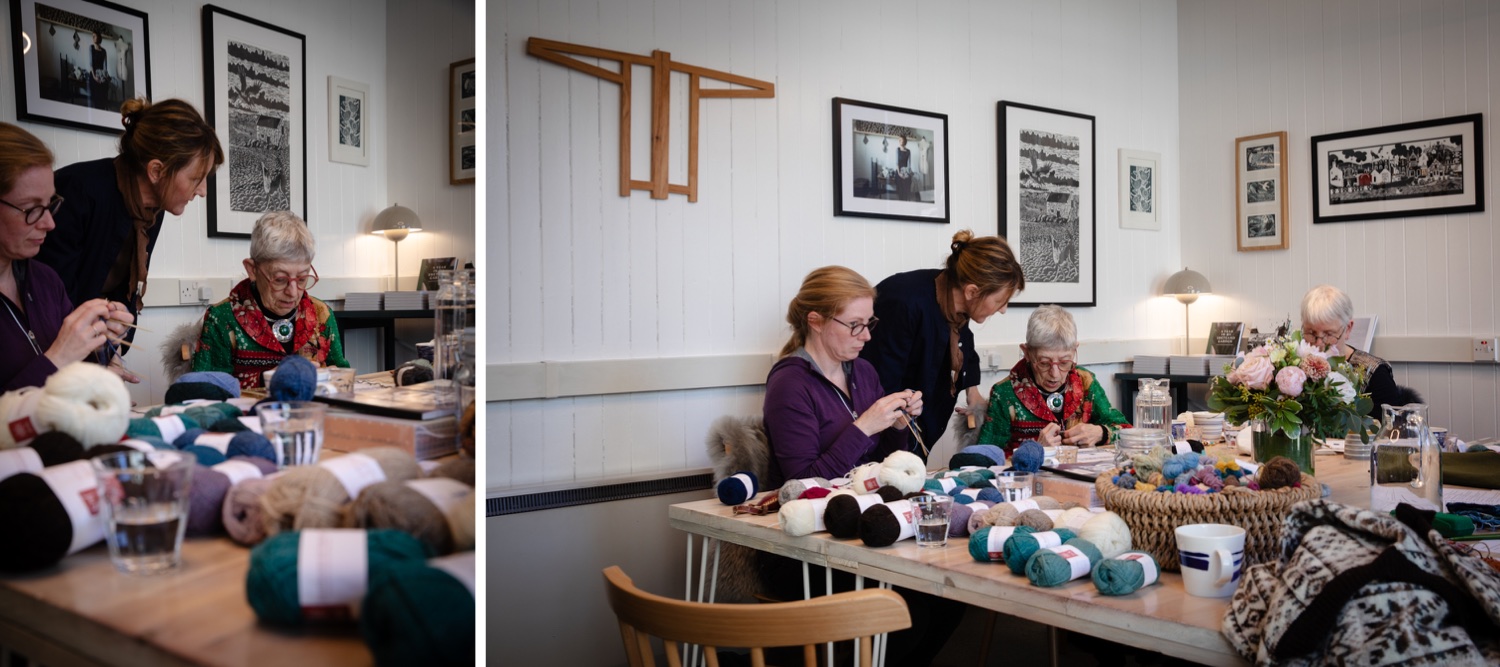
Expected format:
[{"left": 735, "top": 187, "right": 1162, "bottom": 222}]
[
  {"left": 249, "top": 211, "right": 315, "bottom": 264},
  {"left": 1301, "top": 284, "right": 1353, "bottom": 327},
  {"left": 1026, "top": 305, "right": 1077, "bottom": 350}
]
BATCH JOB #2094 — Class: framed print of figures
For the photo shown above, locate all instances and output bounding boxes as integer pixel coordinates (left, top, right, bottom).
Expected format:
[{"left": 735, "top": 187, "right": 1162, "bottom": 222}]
[
  {"left": 998, "top": 101, "right": 1096, "bottom": 307},
  {"left": 832, "top": 97, "right": 949, "bottom": 223},
  {"left": 1311, "top": 114, "right": 1484, "bottom": 224},
  {"left": 202, "top": 5, "right": 306, "bottom": 239},
  {"left": 1235, "top": 131, "right": 1289, "bottom": 251},
  {"left": 1119, "top": 149, "right": 1162, "bottom": 230},
  {"left": 328, "top": 76, "right": 369, "bottom": 166},
  {"left": 450, "top": 58, "right": 476, "bottom": 185},
  {"left": 10, "top": 0, "right": 150, "bottom": 134}
]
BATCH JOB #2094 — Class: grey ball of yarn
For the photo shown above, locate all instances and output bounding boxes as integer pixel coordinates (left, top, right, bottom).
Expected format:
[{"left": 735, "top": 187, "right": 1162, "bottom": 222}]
[{"left": 1016, "top": 509, "right": 1054, "bottom": 531}]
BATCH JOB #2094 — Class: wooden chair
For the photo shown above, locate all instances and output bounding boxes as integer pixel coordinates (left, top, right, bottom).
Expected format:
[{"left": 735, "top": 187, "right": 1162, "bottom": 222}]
[{"left": 602, "top": 565, "right": 911, "bottom": 667}]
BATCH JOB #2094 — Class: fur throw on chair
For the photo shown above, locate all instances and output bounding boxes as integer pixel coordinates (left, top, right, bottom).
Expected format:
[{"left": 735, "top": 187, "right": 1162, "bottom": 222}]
[
  {"left": 704, "top": 415, "right": 772, "bottom": 603},
  {"left": 159, "top": 320, "right": 202, "bottom": 383}
]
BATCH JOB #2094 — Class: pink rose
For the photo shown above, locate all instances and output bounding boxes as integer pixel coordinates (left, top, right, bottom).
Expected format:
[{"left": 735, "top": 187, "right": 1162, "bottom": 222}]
[
  {"left": 1229, "top": 356, "right": 1275, "bottom": 390},
  {"left": 1299, "top": 355, "right": 1330, "bottom": 380},
  {"left": 1276, "top": 366, "right": 1308, "bottom": 397}
]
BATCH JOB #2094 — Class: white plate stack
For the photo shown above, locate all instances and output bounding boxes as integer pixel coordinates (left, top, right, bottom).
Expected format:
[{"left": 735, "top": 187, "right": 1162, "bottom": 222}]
[
  {"left": 344, "top": 292, "right": 383, "bottom": 311},
  {"left": 384, "top": 291, "right": 427, "bottom": 310},
  {"left": 1134, "top": 355, "right": 1169, "bottom": 375}
]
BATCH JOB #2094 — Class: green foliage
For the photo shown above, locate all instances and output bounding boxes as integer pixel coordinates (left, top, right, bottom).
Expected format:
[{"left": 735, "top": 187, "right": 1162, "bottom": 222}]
[{"left": 1207, "top": 330, "right": 1372, "bottom": 440}]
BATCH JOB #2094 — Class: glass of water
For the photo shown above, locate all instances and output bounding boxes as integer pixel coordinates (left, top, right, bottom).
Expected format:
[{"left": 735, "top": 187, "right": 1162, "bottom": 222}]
[
  {"left": 911, "top": 495, "right": 953, "bottom": 548},
  {"left": 257, "top": 401, "right": 328, "bottom": 468},
  {"left": 995, "top": 471, "right": 1035, "bottom": 502},
  {"left": 91, "top": 450, "right": 195, "bottom": 575}
]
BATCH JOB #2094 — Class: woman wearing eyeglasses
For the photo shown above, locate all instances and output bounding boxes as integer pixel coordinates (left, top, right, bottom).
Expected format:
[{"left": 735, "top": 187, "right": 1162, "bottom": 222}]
[
  {"left": 35, "top": 98, "right": 223, "bottom": 349},
  {"left": 0, "top": 123, "right": 135, "bottom": 391},
  {"left": 977, "top": 305, "right": 1129, "bottom": 452},
  {"left": 192, "top": 211, "right": 348, "bottom": 389},
  {"left": 1300, "top": 284, "right": 1401, "bottom": 419}
]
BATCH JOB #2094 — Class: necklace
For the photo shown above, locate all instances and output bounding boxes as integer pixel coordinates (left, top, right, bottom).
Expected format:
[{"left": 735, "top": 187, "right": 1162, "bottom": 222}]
[
  {"left": 265, "top": 312, "right": 295, "bottom": 344},
  {"left": 2, "top": 297, "right": 42, "bottom": 357},
  {"left": 1046, "top": 391, "right": 1065, "bottom": 414}
]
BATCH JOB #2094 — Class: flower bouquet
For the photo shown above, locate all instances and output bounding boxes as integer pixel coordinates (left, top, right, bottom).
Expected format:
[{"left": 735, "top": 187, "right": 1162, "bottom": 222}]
[{"left": 1207, "top": 331, "right": 1375, "bottom": 474}]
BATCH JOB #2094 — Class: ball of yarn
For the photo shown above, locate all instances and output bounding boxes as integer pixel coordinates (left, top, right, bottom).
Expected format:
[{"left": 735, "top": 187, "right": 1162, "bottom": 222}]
[
  {"left": 923, "top": 477, "right": 961, "bottom": 495},
  {"left": 780, "top": 497, "right": 829, "bottom": 537},
  {"left": 1257, "top": 456, "right": 1303, "bottom": 490},
  {"left": 0, "top": 362, "right": 131, "bottom": 448},
  {"left": 777, "top": 477, "right": 829, "bottom": 505},
  {"left": 430, "top": 457, "right": 476, "bottom": 488},
  {"left": 361, "top": 552, "right": 475, "bottom": 667},
  {"left": 0, "top": 459, "right": 105, "bottom": 572},
  {"left": 187, "top": 457, "right": 278, "bottom": 536},
  {"left": 182, "top": 445, "right": 228, "bottom": 467},
  {"left": 965, "top": 501, "right": 999, "bottom": 535},
  {"left": 1054, "top": 507, "right": 1095, "bottom": 532},
  {"left": 27, "top": 432, "right": 85, "bottom": 468},
  {"left": 260, "top": 447, "right": 423, "bottom": 537},
  {"left": 126, "top": 414, "right": 201, "bottom": 442},
  {"left": 164, "top": 382, "right": 234, "bottom": 403},
  {"left": 848, "top": 462, "right": 883, "bottom": 494},
  {"left": 174, "top": 371, "right": 242, "bottom": 398},
  {"left": 824, "top": 491, "right": 886, "bottom": 538},
  {"left": 858, "top": 500, "right": 915, "bottom": 547},
  {"left": 955, "top": 445, "right": 1007, "bottom": 468},
  {"left": 344, "top": 478, "right": 474, "bottom": 556},
  {"left": 1467, "top": 443, "right": 1492, "bottom": 453},
  {"left": 799, "top": 486, "right": 832, "bottom": 500},
  {"left": 393, "top": 360, "right": 434, "bottom": 387},
  {"left": 448, "top": 489, "right": 475, "bottom": 552},
  {"left": 948, "top": 453, "right": 997, "bottom": 469},
  {"left": 1025, "top": 537, "right": 1103, "bottom": 587},
  {"left": 716, "top": 471, "right": 758, "bottom": 505},
  {"left": 1017, "top": 509, "right": 1054, "bottom": 531},
  {"left": 878, "top": 450, "right": 927, "bottom": 495},
  {"left": 210, "top": 416, "right": 250, "bottom": 433},
  {"left": 224, "top": 477, "right": 275, "bottom": 545},
  {"left": 246, "top": 529, "right": 430, "bottom": 626},
  {"left": 948, "top": 502, "right": 975, "bottom": 538},
  {"left": 1077, "top": 511, "right": 1133, "bottom": 559},
  {"left": 954, "top": 470, "right": 993, "bottom": 487},
  {"left": 1092, "top": 551, "right": 1160, "bottom": 595},
  {"left": 1004, "top": 528, "right": 1077, "bottom": 574},
  {"left": 968, "top": 525, "right": 1024, "bottom": 562},
  {"left": 266, "top": 355, "right": 319, "bottom": 401},
  {"left": 1010, "top": 440, "right": 1045, "bottom": 473}
]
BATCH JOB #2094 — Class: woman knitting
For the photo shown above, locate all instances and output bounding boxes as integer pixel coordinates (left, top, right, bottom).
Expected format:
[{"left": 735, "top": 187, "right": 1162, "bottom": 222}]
[
  {"left": 978, "top": 305, "right": 1130, "bottom": 452},
  {"left": 192, "top": 211, "right": 348, "bottom": 389}
]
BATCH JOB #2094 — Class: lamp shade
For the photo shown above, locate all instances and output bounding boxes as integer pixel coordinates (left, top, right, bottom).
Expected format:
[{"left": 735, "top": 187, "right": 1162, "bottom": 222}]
[
  {"left": 1164, "top": 268, "right": 1211, "bottom": 299},
  {"left": 372, "top": 204, "right": 423, "bottom": 242}
]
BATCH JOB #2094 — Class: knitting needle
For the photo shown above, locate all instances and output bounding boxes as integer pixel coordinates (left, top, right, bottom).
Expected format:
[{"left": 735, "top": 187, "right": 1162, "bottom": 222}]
[
  {"left": 104, "top": 333, "right": 137, "bottom": 350},
  {"left": 1449, "top": 533, "right": 1500, "bottom": 542},
  {"left": 901, "top": 408, "right": 929, "bottom": 459},
  {"left": 107, "top": 318, "right": 151, "bottom": 333}
]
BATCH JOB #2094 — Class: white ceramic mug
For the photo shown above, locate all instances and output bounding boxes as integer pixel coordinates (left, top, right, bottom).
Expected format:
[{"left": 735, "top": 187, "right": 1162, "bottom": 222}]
[{"left": 1175, "top": 523, "right": 1245, "bottom": 598}]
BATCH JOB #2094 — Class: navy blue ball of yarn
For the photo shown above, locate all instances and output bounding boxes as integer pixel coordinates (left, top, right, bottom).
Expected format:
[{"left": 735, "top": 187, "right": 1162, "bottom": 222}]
[
  {"left": 164, "top": 381, "right": 235, "bottom": 404},
  {"left": 716, "top": 471, "right": 758, "bottom": 505},
  {"left": 227, "top": 431, "right": 277, "bottom": 461},
  {"left": 269, "top": 355, "right": 318, "bottom": 401},
  {"left": 211, "top": 416, "right": 250, "bottom": 433},
  {"left": 1010, "top": 440, "right": 1044, "bottom": 473},
  {"left": 173, "top": 428, "right": 209, "bottom": 450}
]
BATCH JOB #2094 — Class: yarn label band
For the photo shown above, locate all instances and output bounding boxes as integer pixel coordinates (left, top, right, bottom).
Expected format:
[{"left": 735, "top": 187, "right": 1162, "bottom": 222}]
[
  {"left": 889, "top": 499, "right": 917, "bottom": 541},
  {"left": 159, "top": 400, "right": 216, "bottom": 416},
  {"left": 318, "top": 453, "right": 386, "bottom": 498},
  {"left": 957, "top": 488, "right": 982, "bottom": 500},
  {"left": 987, "top": 526, "right": 1018, "bottom": 559},
  {"left": 213, "top": 460, "right": 265, "bottom": 487},
  {"left": 39, "top": 460, "right": 105, "bottom": 555},
  {"left": 0, "top": 446, "right": 43, "bottom": 480},
  {"left": 810, "top": 497, "right": 831, "bottom": 532},
  {"left": 429, "top": 551, "right": 476, "bottom": 596},
  {"left": 934, "top": 477, "right": 959, "bottom": 493},
  {"left": 1009, "top": 498, "right": 1041, "bottom": 513},
  {"left": 119, "top": 439, "right": 156, "bottom": 453},
  {"left": 1047, "top": 545, "right": 1093, "bottom": 580},
  {"left": 1116, "top": 552, "right": 1159, "bottom": 586},
  {"left": 1032, "top": 531, "right": 1063, "bottom": 549},
  {"left": 405, "top": 477, "right": 471, "bottom": 515},
  {"left": 298, "top": 529, "right": 368, "bottom": 621},
  {"left": 195, "top": 432, "right": 236, "bottom": 454},
  {"left": 852, "top": 493, "right": 883, "bottom": 513},
  {"left": 238, "top": 416, "right": 263, "bottom": 434},
  {"left": 152, "top": 416, "right": 188, "bottom": 443},
  {"left": 5, "top": 388, "right": 46, "bottom": 446}
]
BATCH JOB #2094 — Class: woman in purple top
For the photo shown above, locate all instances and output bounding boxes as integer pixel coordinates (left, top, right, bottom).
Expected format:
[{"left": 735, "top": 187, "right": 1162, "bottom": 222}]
[
  {"left": 761, "top": 265, "right": 922, "bottom": 488},
  {"left": 0, "top": 123, "right": 134, "bottom": 391}
]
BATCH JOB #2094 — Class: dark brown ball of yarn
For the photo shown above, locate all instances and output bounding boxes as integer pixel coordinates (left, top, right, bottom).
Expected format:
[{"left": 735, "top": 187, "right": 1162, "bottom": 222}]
[
  {"left": 1017, "top": 509, "right": 1054, "bottom": 531},
  {"left": 1257, "top": 456, "right": 1302, "bottom": 490},
  {"left": 431, "top": 457, "right": 476, "bottom": 487},
  {"left": 823, "top": 494, "right": 865, "bottom": 538},
  {"left": 858, "top": 503, "right": 903, "bottom": 547}
]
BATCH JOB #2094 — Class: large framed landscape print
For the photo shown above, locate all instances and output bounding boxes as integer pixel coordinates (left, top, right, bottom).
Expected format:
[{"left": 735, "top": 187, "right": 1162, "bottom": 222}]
[
  {"left": 832, "top": 97, "right": 949, "bottom": 223},
  {"left": 10, "top": 0, "right": 151, "bottom": 134},
  {"left": 202, "top": 5, "right": 306, "bottom": 239},
  {"left": 998, "top": 101, "right": 1096, "bottom": 307},
  {"left": 1311, "top": 114, "right": 1484, "bottom": 224}
]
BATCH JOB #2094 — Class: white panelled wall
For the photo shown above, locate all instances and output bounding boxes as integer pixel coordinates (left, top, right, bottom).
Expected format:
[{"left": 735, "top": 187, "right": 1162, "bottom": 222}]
[
  {"left": 492, "top": 0, "right": 1185, "bottom": 493},
  {"left": 1179, "top": 0, "right": 1500, "bottom": 443},
  {"left": 0, "top": 0, "right": 474, "bottom": 405}
]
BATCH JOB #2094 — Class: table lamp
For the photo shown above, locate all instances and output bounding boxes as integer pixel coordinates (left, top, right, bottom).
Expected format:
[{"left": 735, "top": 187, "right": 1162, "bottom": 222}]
[
  {"left": 1164, "top": 267, "right": 1211, "bottom": 354},
  {"left": 372, "top": 204, "right": 422, "bottom": 290}
]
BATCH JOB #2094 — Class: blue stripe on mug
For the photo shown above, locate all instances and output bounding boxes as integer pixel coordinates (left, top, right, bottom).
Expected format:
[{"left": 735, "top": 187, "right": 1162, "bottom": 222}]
[{"left": 1179, "top": 552, "right": 1210, "bottom": 571}]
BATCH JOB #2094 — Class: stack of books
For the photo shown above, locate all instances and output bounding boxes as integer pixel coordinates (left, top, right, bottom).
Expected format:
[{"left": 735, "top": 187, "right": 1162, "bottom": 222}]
[
  {"left": 1169, "top": 355, "right": 1209, "bottom": 375},
  {"left": 1133, "top": 355, "right": 1169, "bottom": 375},
  {"left": 1204, "top": 354, "right": 1238, "bottom": 376},
  {"left": 344, "top": 292, "right": 383, "bottom": 311},
  {"left": 383, "top": 291, "right": 428, "bottom": 310}
]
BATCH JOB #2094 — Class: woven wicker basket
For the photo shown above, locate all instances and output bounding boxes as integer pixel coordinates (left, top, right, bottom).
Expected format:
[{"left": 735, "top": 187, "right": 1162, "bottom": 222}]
[{"left": 1094, "top": 469, "right": 1320, "bottom": 571}]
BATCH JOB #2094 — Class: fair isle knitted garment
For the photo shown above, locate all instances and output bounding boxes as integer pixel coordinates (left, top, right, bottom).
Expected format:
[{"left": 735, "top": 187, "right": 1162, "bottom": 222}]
[{"left": 1223, "top": 500, "right": 1500, "bottom": 666}]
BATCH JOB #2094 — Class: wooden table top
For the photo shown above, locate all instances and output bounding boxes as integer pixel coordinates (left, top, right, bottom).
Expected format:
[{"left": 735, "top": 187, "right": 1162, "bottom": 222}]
[{"left": 669, "top": 453, "right": 1384, "bottom": 667}]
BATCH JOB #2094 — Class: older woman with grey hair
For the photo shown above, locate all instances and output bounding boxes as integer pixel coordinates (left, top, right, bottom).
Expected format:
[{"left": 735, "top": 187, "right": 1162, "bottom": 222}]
[
  {"left": 1300, "top": 284, "right": 1402, "bottom": 418},
  {"left": 192, "top": 211, "right": 348, "bottom": 388},
  {"left": 976, "top": 305, "right": 1129, "bottom": 452}
]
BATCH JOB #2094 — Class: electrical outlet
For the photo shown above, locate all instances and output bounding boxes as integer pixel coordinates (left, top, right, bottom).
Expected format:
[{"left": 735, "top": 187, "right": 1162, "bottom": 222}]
[
  {"left": 179, "top": 280, "right": 207, "bottom": 305},
  {"left": 1475, "top": 337, "right": 1498, "bottom": 362}
]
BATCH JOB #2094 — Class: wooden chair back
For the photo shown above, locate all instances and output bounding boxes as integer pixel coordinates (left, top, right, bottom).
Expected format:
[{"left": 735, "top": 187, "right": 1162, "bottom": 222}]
[{"left": 602, "top": 565, "right": 911, "bottom": 667}]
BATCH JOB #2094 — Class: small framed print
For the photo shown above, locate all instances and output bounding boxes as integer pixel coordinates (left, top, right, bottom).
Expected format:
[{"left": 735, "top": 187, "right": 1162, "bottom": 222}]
[
  {"left": 1119, "top": 149, "right": 1161, "bottom": 230},
  {"left": 328, "top": 76, "right": 369, "bottom": 166},
  {"left": 832, "top": 97, "right": 950, "bottom": 223},
  {"left": 1311, "top": 114, "right": 1484, "bottom": 224},
  {"left": 10, "top": 0, "right": 151, "bottom": 134},
  {"left": 1235, "top": 131, "right": 1289, "bottom": 251},
  {"left": 450, "top": 58, "right": 475, "bottom": 185}
]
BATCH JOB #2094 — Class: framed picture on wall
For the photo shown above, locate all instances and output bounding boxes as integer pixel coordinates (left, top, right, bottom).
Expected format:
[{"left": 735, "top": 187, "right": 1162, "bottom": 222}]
[
  {"left": 831, "top": 97, "right": 949, "bottom": 223},
  {"left": 1119, "top": 148, "right": 1162, "bottom": 230},
  {"left": 1311, "top": 114, "right": 1484, "bottom": 224},
  {"left": 202, "top": 5, "right": 306, "bottom": 239},
  {"left": 328, "top": 76, "right": 369, "bottom": 166},
  {"left": 9, "top": 0, "right": 150, "bottom": 134},
  {"left": 998, "top": 101, "right": 1096, "bottom": 307},
  {"left": 450, "top": 58, "right": 476, "bottom": 185},
  {"left": 1235, "top": 131, "right": 1289, "bottom": 251}
]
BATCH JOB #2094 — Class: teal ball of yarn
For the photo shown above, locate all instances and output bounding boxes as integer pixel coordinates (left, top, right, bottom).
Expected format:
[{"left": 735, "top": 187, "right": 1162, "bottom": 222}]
[
  {"left": 1025, "top": 537, "right": 1102, "bottom": 587},
  {"left": 182, "top": 445, "right": 227, "bottom": 466},
  {"left": 1092, "top": 552, "right": 1158, "bottom": 596},
  {"left": 968, "top": 527, "right": 995, "bottom": 562},
  {"left": 1004, "top": 527, "right": 1076, "bottom": 574},
  {"left": 246, "top": 529, "right": 429, "bottom": 626},
  {"left": 125, "top": 414, "right": 202, "bottom": 440},
  {"left": 361, "top": 556, "right": 475, "bottom": 667},
  {"left": 1467, "top": 443, "right": 1491, "bottom": 453}
]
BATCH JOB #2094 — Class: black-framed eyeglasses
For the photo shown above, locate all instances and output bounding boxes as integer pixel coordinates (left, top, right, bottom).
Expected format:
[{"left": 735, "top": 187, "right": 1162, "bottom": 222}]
[
  {"left": 255, "top": 264, "right": 320, "bottom": 291},
  {"left": 829, "top": 316, "right": 878, "bottom": 336},
  {"left": 0, "top": 194, "right": 63, "bottom": 225}
]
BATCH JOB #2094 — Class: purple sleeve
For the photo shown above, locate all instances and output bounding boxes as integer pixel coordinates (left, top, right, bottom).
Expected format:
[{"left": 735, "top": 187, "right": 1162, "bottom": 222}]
[
  {"left": 4, "top": 356, "right": 59, "bottom": 392},
  {"left": 763, "top": 371, "right": 878, "bottom": 482}
]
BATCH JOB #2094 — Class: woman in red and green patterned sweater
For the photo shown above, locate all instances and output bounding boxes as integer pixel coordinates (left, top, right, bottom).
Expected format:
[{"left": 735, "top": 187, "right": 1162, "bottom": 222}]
[
  {"left": 192, "top": 211, "right": 348, "bottom": 389},
  {"left": 977, "top": 305, "right": 1129, "bottom": 453}
]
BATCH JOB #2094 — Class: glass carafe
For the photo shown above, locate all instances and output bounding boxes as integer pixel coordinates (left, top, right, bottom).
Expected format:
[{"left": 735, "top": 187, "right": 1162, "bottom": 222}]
[
  {"left": 1134, "top": 378, "right": 1173, "bottom": 431},
  {"left": 433, "top": 268, "right": 477, "bottom": 396},
  {"left": 1371, "top": 403, "right": 1443, "bottom": 512}
]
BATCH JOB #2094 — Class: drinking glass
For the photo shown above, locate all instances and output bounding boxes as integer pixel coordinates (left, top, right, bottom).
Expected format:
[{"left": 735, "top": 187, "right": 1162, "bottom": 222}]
[
  {"left": 257, "top": 401, "right": 328, "bottom": 468},
  {"left": 92, "top": 451, "right": 195, "bottom": 574}
]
